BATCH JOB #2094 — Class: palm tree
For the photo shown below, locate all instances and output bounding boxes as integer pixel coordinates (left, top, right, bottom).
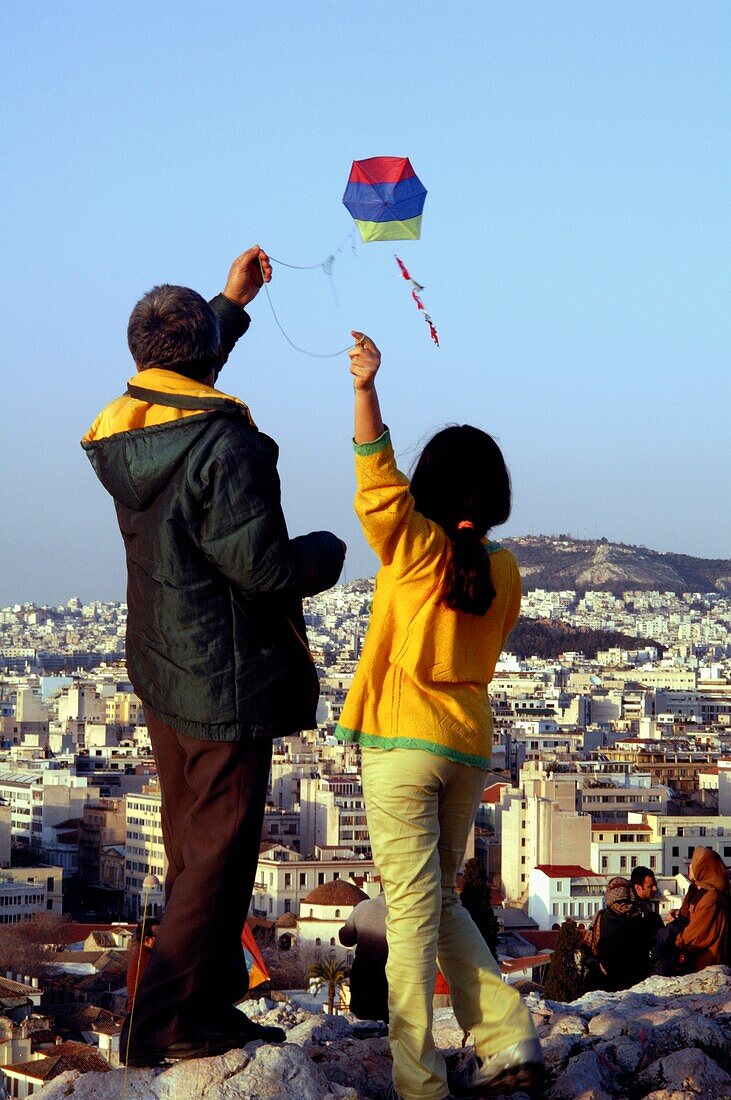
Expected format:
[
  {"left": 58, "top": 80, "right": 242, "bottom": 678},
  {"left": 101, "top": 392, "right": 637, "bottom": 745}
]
[{"left": 306, "top": 952, "right": 350, "bottom": 1015}]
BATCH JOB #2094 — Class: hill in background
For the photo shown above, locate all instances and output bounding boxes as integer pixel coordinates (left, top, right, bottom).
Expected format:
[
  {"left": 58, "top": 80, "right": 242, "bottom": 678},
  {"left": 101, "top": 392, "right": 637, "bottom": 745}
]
[
  {"left": 503, "top": 535, "right": 731, "bottom": 594},
  {"left": 505, "top": 617, "right": 663, "bottom": 661}
]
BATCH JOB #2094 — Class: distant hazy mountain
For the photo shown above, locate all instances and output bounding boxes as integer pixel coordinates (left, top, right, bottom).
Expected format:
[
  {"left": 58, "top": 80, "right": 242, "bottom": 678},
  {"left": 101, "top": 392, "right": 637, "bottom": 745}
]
[{"left": 502, "top": 535, "right": 731, "bottom": 594}]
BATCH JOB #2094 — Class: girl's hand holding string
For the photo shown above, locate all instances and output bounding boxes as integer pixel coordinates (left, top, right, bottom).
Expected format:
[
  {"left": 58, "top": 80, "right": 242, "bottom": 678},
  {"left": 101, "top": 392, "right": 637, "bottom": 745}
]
[
  {"left": 348, "top": 332, "right": 381, "bottom": 389},
  {"left": 349, "top": 332, "right": 384, "bottom": 444}
]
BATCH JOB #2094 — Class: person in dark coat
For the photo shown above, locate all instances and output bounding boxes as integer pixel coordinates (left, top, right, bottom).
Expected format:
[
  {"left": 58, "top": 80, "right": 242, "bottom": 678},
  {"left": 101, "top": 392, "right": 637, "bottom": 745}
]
[
  {"left": 83, "top": 247, "right": 345, "bottom": 1066},
  {"left": 339, "top": 893, "right": 389, "bottom": 1022},
  {"left": 595, "top": 877, "right": 657, "bottom": 991}
]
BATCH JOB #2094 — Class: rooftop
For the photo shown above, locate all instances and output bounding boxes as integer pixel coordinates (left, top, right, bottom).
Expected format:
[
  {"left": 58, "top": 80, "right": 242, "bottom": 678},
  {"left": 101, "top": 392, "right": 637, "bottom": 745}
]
[
  {"left": 534, "top": 864, "right": 602, "bottom": 878},
  {"left": 302, "top": 880, "right": 369, "bottom": 906}
]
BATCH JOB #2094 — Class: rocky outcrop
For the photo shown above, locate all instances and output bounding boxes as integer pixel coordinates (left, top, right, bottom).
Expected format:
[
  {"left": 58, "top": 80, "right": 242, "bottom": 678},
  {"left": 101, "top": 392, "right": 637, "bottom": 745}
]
[{"left": 34, "top": 968, "right": 731, "bottom": 1099}]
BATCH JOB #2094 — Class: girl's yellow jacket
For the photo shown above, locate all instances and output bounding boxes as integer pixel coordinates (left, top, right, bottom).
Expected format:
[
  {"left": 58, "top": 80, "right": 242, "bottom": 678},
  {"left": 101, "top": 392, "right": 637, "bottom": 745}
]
[{"left": 334, "top": 430, "right": 522, "bottom": 770}]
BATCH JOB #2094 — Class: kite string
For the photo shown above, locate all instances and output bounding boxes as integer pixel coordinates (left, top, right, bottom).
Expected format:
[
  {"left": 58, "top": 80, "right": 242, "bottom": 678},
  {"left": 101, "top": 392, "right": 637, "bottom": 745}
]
[
  {"left": 258, "top": 258, "right": 352, "bottom": 359},
  {"left": 266, "top": 229, "right": 356, "bottom": 270}
]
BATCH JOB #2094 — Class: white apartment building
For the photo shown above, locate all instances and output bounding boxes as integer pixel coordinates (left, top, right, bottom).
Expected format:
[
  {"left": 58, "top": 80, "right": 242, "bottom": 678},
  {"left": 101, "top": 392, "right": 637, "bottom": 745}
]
[
  {"left": 299, "top": 775, "right": 370, "bottom": 858},
  {"left": 499, "top": 775, "right": 591, "bottom": 903},
  {"left": 589, "top": 822, "right": 663, "bottom": 877},
  {"left": 631, "top": 812, "right": 731, "bottom": 876},
  {"left": 0, "top": 866, "right": 64, "bottom": 916},
  {"left": 510, "top": 720, "right": 584, "bottom": 759},
  {"left": 528, "top": 865, "right": 606, "bottom": 930},
  {"left": 125, "top": 786, "right": 166, "bottom": 919},
  {"left": 577, "top": 775, "right": 668, "bottom": 819},
  {"left": 56, "top": 684, "right": 106, "bottom": 726},
  {"left": 0, "top": 874, "right": 50, "bottom": 924},
  {"left": 251, "top": 843, "right": 376, "bottom": 920},
  {"left": 0, "top": 770, "right": 91, "bottom": 859},
  {"left": 719, "top": 759, "right": 731, "bottom": 815}
]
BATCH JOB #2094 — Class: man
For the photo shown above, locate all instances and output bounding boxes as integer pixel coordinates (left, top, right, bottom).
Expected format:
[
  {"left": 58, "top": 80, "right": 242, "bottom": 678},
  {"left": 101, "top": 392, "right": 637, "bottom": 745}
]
[
  {"left": 630, "top": 866, "right": 660, "bottom": 910},
  {"left": 82, "top": 246, "right": 345, "bottom": 1066},
  {"left": 631, "top": 866, "right": 664, "bottom": 941},
  {"left": 126, "top": 917, "right": 159, "bottom": 1012}
]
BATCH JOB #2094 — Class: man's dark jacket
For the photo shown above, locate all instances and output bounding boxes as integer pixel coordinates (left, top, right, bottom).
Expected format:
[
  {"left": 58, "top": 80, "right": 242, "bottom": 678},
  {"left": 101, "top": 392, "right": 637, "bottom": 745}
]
[{"left": 82, "top": 296, "right": 344, "bottom": 741}]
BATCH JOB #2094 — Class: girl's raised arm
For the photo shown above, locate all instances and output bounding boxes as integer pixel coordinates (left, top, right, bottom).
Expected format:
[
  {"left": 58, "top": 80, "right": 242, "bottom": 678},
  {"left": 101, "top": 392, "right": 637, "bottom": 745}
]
[{"left": 349, "top": 332, "right": 384, "bottom": 444}]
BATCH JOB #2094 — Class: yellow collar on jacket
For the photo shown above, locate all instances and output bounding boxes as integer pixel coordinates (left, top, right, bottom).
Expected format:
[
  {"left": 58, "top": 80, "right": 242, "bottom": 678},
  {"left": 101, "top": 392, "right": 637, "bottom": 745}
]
[{"left": 82, "top": 368, "right": 255, "bottom": 443}]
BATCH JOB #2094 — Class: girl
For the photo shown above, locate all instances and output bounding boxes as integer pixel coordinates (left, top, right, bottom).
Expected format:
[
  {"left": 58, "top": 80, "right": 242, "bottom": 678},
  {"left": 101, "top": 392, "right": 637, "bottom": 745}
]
[{"left": 334, "top": 334, "right": 543, "bottom": 1100}]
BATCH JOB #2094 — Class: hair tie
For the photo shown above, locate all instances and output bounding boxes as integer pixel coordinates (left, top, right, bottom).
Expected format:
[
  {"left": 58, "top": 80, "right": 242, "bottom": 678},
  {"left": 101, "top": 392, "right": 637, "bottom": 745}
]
[{"left": 456, "top": 520, "right": 474, "bottom": 530}]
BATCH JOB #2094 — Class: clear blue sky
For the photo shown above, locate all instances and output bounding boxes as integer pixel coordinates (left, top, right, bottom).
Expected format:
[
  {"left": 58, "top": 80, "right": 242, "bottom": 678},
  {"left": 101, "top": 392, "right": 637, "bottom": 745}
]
[{"left": 2, "top": 2, "right": 729, "bottom": 606}]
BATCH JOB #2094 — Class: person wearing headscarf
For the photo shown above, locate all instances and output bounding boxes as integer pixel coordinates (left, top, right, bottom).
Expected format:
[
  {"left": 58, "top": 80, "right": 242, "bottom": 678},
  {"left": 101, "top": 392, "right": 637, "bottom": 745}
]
[
  {"left": 674, "top": 847, "right": 730, "bottom": 973},
  {"left": 595, "top": 877, "right": 656, "bottom": 991}
]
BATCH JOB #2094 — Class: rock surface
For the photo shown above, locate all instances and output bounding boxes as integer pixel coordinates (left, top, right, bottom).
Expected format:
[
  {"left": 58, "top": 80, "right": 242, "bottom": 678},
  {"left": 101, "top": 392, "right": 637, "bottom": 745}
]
[{"left": 35, "top": 967, "right": 731, "bottom": 1099}]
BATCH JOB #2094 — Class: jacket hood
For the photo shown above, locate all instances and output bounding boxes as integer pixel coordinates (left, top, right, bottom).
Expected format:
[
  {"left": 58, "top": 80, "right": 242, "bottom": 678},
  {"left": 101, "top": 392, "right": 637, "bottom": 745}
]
[
  {"left": 689, "top": 846, "right": 729, "bottom": 892},
  {"left": 81, "top": 368, "right": 255, "bottom": 510}
]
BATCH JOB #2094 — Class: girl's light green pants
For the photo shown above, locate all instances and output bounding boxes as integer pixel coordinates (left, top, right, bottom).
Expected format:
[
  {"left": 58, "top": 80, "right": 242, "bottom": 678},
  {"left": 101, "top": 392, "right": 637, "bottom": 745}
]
[{"left": 361, "top": 746, "right": 537, "bottom": 1100}]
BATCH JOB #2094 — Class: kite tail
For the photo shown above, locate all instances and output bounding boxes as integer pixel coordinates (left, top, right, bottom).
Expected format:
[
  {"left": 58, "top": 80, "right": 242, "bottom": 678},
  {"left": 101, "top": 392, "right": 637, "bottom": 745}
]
[{"left": 396, "top": 255, "right": 439, "bottom": 347}]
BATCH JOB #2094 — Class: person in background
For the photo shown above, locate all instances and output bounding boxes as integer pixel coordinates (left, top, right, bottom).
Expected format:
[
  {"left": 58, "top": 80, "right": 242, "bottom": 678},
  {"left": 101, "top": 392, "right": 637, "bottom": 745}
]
[
  {"left": 630, "top": 865, "right": 663, "bottom": 935},
  {"left": 595, "top": 877, "right": 657, "bottom": 991},
  {"left": 126, "top": 917, "right": 160, "bottom": 1012},
  {"left": 339, "top": 892, "right": 389, "bottom": 1023},
  {"left": 674, "top": 847, "right": 730, "bottom": 972},
  {"left": 335, "top": 334, "right": 542, "bottom": 1100}
]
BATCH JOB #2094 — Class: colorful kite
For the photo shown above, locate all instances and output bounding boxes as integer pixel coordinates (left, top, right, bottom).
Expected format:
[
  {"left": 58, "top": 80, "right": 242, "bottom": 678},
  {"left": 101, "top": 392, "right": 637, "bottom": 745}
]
[
  {"left": 342, "top": 157, "right": 438, "bottom": 346},
  {"left": 342, "top": 157, "right": 427, "bottom": 242},
  {"left": 242, "top": 921, "right": 270, "bottom": 988}
]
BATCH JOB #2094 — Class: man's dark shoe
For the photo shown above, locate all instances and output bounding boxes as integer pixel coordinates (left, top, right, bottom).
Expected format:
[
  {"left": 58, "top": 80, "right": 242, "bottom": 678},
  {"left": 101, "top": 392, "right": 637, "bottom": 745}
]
[
  {"left": 122, "top": 1029, "right": 243, "bottom": 1067},
  {"left": 448, "top": 1037, "right": 544, "bottom": 1096},
  {"left": 215, "top": 1005, "right": 286, "bottom": 1044}
]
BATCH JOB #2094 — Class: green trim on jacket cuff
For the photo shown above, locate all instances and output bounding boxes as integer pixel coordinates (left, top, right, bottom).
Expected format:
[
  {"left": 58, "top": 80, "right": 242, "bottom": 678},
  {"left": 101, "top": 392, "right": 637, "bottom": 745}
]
[
  {"left": 353, "top": 427, "right": 391, "bottom": 457},
  {"left": 333, "top": 724, "right": 491, "bottom": 770}
]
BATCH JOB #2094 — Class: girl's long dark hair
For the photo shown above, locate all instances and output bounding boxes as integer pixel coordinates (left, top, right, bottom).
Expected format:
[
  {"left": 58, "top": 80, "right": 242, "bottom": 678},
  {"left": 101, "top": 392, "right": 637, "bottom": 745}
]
[{"left": 410, "top": 425, "right": 511, "bottom": 616}]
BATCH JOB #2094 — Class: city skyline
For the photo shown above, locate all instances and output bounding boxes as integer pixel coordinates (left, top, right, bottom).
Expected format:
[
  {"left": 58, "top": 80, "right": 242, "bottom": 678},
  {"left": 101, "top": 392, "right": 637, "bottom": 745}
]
[{"left": 2, "top": 3, "right": 730, "bottom": 607}]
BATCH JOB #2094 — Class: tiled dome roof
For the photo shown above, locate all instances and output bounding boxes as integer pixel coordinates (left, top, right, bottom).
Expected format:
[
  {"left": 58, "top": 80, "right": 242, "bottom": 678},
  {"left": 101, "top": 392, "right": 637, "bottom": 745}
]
[
  {"left": 275, "top": 912, "right": 298, "bottom": 928},
  {"left": 302, "top": 880, "right": 368, "bottom": 906}
]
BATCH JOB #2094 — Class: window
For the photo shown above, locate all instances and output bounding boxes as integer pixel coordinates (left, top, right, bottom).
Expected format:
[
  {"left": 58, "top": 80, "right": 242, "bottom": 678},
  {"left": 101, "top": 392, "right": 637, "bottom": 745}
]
[
  {"left": 630, "top": 857, "right": 637, "bottom": 869},
  {"left": 672, "top": 846, "right": 679, "bottom": 857},
  {"left": 315, "top": 937, "right": 321, "bottom": 946},
  {"left": 284, "top": 873, "right": 291, "bottom": 888},
  {"left": 672, "top": 865, "right": 679, "bottom": 875},
  {"left": 330, "top": 937, "right": 336, "bottom": 946},
  {"left": 318, "top": 873, "right": 325, "bottom": 885},
  {"left": 650, "top": 856, "right": 656, "bottom": 869},
  {"left": 601, "top": 857, "right": 608, "bottom": 870},
  {"left": 300, "top": 873, "right": 307, "bottom": 887},
  {"left": 335, "top": 909, "right": 340, "bottom": 918},
  {"left": 556, "top": 882, "right": 562, "bottom": 893},
  {"left": 620, "top": 856, "right": 627, "bottom": 870}
]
